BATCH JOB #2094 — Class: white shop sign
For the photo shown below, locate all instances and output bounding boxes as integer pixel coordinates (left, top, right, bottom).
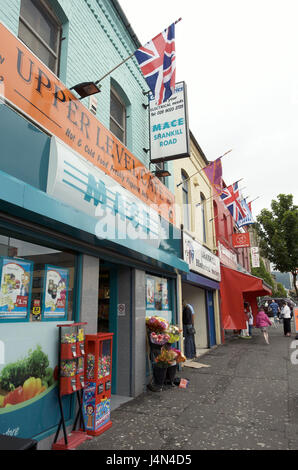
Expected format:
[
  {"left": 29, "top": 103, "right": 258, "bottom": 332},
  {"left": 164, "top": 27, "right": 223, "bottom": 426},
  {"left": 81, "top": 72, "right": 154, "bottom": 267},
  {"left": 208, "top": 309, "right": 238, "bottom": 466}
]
[
  {"left": 47, "top": 137, "right": 168, "bottom": 246},
  {"left": 218, "top": 242, "right": 238, "bottom": 269},
  {"left": 149, "top": 81, "right": 190, "bottom": 163},
  {"left": 183, "top": 233, "right": 220, "bottom": 282},
  {"left": 251, "top": 247, "right": 260, "bottom": 268}
]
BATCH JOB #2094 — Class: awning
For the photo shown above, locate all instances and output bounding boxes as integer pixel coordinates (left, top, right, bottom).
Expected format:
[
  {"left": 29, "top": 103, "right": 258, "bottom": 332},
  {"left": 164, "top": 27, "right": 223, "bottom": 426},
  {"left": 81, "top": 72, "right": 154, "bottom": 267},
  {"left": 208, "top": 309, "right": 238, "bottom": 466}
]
[{"left": 220, "top": 265, "right": 272, "bottom": 330}]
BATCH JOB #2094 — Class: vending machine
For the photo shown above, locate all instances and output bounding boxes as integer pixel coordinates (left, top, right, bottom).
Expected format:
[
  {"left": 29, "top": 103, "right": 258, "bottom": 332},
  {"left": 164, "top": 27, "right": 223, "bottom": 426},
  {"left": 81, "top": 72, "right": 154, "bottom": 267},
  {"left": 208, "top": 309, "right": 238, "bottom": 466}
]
[{"left": 83, "top": 333, "right": 113, "bottom": 436}]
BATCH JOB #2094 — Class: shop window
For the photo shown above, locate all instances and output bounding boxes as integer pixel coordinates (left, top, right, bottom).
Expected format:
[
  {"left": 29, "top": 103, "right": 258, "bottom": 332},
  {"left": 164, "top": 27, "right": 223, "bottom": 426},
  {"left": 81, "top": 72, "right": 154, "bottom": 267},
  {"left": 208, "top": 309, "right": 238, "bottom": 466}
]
[
  {"left": 110, "top": 87, "right": 126, "bottom": 145},
  {"left": 155, "top": 161, "right": 166, "bottom": 185},
  {"left": 181, "top": 170, "right": 190, "bottom": 231},
  {"left": 0, "top": 234, "right": 76, "bottom": 322},
  {"left": 18, "top": 0, "right": 62, "bottom": 75},
  {"left": 145, "top": 274, "right": 172, "bottom": 323}
]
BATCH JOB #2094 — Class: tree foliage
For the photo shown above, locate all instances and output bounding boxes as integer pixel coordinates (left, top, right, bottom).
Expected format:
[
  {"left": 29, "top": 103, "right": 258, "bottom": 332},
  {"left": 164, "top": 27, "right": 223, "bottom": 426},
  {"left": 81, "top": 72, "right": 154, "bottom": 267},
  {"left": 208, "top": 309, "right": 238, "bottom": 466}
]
[{"left": 255, "top": 194, "right": 298, "bottom": 296}]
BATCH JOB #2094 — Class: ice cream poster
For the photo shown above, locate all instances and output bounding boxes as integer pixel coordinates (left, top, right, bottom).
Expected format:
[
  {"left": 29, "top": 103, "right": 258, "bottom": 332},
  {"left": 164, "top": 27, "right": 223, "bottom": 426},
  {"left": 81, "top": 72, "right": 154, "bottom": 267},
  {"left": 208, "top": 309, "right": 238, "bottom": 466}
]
[
  {"left": 0, "top": 257, "right": 33, "bottom": 320},
  {"left": 42, "top": 265, "right": 69, "bottom": 320}
]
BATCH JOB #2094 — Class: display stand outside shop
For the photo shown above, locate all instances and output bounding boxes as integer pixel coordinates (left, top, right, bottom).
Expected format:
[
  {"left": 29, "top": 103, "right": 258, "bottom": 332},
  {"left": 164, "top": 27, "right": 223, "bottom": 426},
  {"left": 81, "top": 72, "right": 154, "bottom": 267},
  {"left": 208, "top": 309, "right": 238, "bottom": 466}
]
[
  {"left": 52, "top": 322, "right": 92, "bottom": 450},
  {"left": 83, "top": 333, "right": 113, "bottom": 436}
]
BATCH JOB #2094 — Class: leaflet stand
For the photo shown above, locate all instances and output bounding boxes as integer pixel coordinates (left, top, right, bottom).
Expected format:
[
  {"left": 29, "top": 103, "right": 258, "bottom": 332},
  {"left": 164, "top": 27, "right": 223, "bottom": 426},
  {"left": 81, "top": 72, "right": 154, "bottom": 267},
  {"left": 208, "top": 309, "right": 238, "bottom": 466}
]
[{"left": 52, "top": 322, "right": 92, "bottom": 450}]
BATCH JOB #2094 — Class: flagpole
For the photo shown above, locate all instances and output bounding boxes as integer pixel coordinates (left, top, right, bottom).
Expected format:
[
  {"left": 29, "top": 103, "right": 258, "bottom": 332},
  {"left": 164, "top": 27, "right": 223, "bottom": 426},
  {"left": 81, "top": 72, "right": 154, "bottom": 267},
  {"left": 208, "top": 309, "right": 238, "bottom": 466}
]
[
  {"left": 247, "top": 196, "right": 260, "bottom": 205},
  {"left": 92, "top": 18, "right": 182, "bottom": 86},
  {"left": 176, "top": 149, "right": 232, "bottom": 188},
  {"left": 195, "top": 178, "right": 243, "bottom": 206}
]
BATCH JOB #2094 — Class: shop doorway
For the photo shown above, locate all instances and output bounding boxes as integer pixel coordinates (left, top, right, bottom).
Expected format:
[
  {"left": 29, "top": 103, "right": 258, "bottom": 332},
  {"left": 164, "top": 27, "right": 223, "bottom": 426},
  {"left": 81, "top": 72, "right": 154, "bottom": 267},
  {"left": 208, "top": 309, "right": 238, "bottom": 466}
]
[
  {"left": 97, "top": 264, "right": 118, "bottom": 397},
  {"left": 97, "top": 262, "right": 133, "bottom": 408},
  {"left": 182, "top": 283, "right": 209, "bottom": 350},
  {"left": 206, "top": 290, "right": 216, "bottom": 347},
  {"left": 98, "top": 268, "right": 111, "bottom": 333}
]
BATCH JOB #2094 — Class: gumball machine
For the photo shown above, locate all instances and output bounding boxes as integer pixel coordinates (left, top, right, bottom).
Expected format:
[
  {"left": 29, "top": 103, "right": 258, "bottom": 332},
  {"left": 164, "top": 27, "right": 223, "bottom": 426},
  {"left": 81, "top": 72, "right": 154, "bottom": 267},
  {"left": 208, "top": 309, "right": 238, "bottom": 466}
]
[{"left": 83, "top": 333, "right": 113, "bottom": 436}]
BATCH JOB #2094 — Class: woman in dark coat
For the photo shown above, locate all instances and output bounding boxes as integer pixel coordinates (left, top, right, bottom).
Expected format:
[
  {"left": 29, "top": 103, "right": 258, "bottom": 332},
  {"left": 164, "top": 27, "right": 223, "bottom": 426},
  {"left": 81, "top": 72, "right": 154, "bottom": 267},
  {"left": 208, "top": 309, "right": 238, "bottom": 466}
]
[{"left": 183, "top": 300, "right": 196, "bottom": 359}]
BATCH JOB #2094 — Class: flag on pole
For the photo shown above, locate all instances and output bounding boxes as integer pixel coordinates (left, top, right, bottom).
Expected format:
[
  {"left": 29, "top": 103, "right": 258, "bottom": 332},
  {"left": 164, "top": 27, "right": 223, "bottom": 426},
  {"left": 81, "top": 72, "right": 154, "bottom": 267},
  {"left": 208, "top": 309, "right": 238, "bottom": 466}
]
[
  {"left": 134, "top": 23, "right": 176, "bottom": 105},
  {"left": 220, "top": 182, "right": 246, "bottom": 223},
  {"left": 202, "top": 158, "right": 223, "bottom": 195},
  {"left": 237, "top": 198, "right": 254, "bottom": 227}
]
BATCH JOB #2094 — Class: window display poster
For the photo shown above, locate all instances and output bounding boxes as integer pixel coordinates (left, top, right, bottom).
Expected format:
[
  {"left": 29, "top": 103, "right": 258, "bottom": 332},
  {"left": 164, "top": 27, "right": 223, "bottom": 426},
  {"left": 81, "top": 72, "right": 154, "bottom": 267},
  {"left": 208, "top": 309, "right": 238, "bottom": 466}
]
[
  {"left": 42, "top": 265, "right": 69, "bottom": 320},
  {"left": 146, "top": 276, "right": 155, "bottom": 310},
  {"left": 0, "top": 257, "right": 33, "bottom": 320},
  {"left": 161, "top": 279, "right": 169, "bottom": 310},
  {"left": 146, "top": 275, "right": 170, "bottom": 311}
]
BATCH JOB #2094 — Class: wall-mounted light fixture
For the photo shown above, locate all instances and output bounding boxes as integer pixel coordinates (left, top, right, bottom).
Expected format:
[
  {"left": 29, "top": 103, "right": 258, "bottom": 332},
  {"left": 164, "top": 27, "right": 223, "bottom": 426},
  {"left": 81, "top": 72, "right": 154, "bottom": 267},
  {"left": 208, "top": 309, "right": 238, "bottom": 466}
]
[
  {"left": 152, "top": 169, "right": 171, "bottom": 178},
  {"left": 70, "top": 81, "right": 101, "bottom": 99}
]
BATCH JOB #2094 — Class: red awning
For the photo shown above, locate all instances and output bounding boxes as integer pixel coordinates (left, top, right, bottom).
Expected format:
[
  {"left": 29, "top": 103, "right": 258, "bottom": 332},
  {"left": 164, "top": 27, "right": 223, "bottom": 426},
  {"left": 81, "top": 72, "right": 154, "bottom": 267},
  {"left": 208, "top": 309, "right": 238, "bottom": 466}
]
[{"left": 220, "top": 265, "right": 272, "bottom": 330}]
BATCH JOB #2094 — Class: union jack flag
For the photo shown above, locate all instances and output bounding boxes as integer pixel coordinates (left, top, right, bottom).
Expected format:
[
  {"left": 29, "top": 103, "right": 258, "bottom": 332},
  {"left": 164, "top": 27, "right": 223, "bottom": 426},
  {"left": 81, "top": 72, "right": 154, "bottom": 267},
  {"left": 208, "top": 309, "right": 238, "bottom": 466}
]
[
  {"left": 134, "top": 23, "right": 176, "bottom": 105},
  {"left": 237, "top": 198, "right": 254, "bottom": 227},
  {"left": 220, "top": 182, "right": 246, "bottom": 223}
]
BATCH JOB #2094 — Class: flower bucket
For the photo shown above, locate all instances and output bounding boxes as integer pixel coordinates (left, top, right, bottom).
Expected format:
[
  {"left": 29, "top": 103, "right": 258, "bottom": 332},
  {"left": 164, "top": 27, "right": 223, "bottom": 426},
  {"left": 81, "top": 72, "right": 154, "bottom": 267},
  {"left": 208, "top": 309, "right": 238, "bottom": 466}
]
[
  {"left": 153, "top": 364, "right": 167, "bottom": 386},
  {"left": 166, "top": 362, "right": 177, "bottom": 384}
]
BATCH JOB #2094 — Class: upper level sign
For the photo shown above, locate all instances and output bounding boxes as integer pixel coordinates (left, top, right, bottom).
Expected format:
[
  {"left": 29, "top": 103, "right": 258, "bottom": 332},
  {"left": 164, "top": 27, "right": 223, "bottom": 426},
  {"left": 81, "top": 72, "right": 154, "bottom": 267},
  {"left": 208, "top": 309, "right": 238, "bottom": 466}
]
[{"left": 0, "top": 22, "right": 174, "bottom": 224}]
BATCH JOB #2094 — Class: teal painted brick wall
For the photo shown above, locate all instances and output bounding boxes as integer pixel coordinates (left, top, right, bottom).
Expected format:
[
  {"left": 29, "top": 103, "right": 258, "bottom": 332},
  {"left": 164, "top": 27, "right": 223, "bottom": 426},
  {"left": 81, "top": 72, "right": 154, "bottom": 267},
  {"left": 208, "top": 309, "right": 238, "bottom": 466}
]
[{"left": 0, "top": 0, "right": 173, "bottom": 190}]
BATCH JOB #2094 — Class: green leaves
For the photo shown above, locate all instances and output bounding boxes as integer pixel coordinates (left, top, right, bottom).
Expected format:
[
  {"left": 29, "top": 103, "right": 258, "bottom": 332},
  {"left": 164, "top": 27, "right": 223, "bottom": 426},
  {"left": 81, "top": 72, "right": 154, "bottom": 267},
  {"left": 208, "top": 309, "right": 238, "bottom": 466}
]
[{"left": 256, "top": 194, "right": 298, "bottom": 296}]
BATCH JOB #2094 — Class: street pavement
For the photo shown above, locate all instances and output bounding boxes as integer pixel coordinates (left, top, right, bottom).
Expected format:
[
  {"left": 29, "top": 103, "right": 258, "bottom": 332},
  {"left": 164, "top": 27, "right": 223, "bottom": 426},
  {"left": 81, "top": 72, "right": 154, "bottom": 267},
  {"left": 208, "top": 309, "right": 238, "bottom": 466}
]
[{"left": 78, "top": 322, "right": 298, "bottom": 451}]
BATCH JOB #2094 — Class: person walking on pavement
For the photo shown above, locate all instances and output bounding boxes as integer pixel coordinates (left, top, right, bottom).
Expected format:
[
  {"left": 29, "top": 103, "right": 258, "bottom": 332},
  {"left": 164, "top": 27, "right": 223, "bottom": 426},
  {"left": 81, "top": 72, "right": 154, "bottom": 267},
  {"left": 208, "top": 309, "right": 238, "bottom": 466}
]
[
  {"left": 281, "top": 301, "right": 292, "bottom": 337},
  {"left": 244, "top": 302, "right": 254, "bottom": 337},
  {"left": 182, "top": 300, "right": 196, "bottom": 359},
  {"left": 255, "top": 307, "right": 272, "bottom": 344},
  {"left": 268, "top": 300, "right": 280, "bottom": 328}
]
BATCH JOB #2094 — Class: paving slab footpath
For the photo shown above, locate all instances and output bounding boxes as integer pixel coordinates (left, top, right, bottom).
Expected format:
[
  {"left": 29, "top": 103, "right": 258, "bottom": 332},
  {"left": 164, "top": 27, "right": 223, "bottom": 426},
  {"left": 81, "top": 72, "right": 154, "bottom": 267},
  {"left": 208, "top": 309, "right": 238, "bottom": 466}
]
[{"left": 78, "top": 323, "right": 298, "bottom": 451}]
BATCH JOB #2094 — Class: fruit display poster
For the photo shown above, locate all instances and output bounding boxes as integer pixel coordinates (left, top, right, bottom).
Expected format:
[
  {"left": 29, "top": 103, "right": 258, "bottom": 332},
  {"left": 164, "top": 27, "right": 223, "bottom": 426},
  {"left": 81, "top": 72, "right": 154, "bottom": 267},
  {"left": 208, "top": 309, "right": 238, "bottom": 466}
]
[
  {"left": 0, "top": 322, "right": 73, "bottom": 438},
  {"left": 42, "top": 265, "right": 69, "bottom": 320},
  {"left": 0, "top": 257, "right": 33, "bottom": 321}
]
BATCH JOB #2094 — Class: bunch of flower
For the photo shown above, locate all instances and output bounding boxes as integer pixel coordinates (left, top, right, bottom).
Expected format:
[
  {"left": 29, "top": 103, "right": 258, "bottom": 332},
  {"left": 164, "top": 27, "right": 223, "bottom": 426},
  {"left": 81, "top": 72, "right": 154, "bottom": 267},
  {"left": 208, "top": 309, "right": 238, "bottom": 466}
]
[
  {"left": 165, "top": 325, "right": 181, "bottom": 344},
  {"left": 150, "top": 332, "right": 170, "bottom": 345},
  {"left": 154, "top": 347, "right": 177, "bottom": 367},
  {"left": 146, "top": 316, "right": 169, "bottom": 333},
  {"left": 172, "top": 348, "right": 186, "bottom": 364}
]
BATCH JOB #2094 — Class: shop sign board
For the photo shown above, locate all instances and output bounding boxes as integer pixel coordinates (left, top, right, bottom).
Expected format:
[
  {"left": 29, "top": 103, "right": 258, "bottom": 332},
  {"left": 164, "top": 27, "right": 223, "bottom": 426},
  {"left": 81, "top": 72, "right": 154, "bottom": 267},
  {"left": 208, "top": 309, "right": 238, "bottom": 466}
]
[
  {"left": 218, "top": 242, "right": 238, "bottom": 269},
  {"left": 232, "top": 232, "right": 250, "bottom": 248},
  {"left": 149, "top": 81, "right": 190, "bottom": 163},
  {"left": 0, "top": 21, "right": 174, "bottom": 224},
  {"left": 251, "top": 247, "right": 260, "bottom": 268},
  {"left": 47, "top": 137, "right": 178, "bottom": 247},
  {"left": 183, "top": 233, "right": 221, "bottom": 282}
]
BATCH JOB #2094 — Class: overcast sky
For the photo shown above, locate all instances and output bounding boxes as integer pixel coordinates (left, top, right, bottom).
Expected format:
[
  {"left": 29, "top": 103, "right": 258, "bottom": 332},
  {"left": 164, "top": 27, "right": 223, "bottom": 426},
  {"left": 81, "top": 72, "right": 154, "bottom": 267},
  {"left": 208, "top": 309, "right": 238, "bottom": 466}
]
[{"left": 119, "top": 0, "right": 298, "bottom": 218}]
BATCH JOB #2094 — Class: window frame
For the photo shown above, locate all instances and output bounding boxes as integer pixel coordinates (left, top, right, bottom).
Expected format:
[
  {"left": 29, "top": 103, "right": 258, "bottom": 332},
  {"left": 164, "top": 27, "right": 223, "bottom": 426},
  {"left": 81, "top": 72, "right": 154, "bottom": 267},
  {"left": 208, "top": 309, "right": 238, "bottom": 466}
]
[
  {"left": 18, "top": 0, "right": 62, "bottom": 76},
  {"left": 200, "top": 193, "right": 207, "bottom": 243},
  {"left": 181, "top": 170, "right": 190, "bottom": 231},
  {"left": 110, "top": 86, "right": 127, "bottom": 145}
]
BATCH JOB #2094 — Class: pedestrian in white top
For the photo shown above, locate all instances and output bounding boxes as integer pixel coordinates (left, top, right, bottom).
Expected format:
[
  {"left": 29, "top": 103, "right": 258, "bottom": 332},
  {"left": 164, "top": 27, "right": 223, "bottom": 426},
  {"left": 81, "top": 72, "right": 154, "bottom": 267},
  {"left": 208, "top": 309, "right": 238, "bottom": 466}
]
[{"left": 281, "top": 301, "right": 291, "bottom": 337}]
